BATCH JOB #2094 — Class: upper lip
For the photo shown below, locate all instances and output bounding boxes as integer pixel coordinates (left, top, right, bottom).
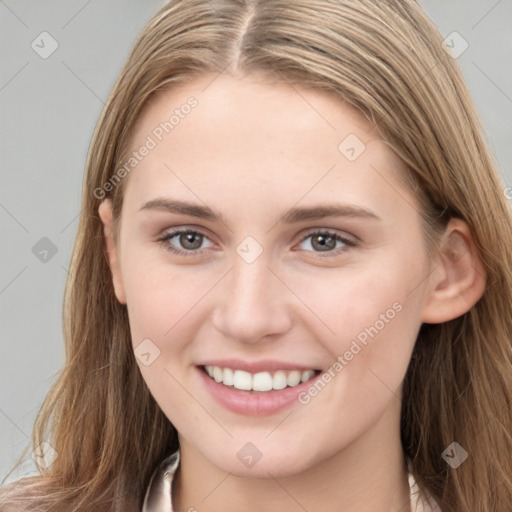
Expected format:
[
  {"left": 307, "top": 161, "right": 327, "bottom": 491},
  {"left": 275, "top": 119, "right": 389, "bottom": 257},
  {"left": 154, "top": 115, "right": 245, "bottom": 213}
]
[{"left": 198, "top": 359, "right": 320, "bottom": 373}]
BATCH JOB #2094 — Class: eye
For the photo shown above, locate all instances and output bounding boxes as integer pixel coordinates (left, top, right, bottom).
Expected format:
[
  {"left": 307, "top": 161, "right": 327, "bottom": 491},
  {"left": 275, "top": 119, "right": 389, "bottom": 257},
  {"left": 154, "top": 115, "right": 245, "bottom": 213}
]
[
  {"left": 157, "top": 227, "right": 356, "bottom": 258},
  {"left": 297, "top": 230, "right": 356, "bottom": 255},
  {"left": 158, "top": 228, "right": 214, "bottom": 256}
]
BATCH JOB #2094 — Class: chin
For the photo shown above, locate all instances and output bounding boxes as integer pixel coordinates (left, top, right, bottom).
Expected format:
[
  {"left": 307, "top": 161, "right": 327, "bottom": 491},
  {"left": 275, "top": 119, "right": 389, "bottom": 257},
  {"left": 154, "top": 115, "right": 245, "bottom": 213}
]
[{"left": 203, "top": 440, "right": 325, "bottom": 479}]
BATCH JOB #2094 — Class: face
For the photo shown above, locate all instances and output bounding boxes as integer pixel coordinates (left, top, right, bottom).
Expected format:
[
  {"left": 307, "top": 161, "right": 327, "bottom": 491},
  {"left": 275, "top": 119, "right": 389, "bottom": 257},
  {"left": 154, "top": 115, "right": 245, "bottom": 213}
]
[{"left": 100, "top": 72, "right": 435, "bottom": 478}]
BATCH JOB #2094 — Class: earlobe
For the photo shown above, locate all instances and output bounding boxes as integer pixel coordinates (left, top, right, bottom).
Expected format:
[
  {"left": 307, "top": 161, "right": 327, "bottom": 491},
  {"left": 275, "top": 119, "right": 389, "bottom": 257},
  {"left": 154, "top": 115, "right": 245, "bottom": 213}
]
[
  {"left": 421, "top": 219, "right": 486, "bottom": 324},
  {"left": 98, "top": 199, "right": 127, "bottom": 305}
]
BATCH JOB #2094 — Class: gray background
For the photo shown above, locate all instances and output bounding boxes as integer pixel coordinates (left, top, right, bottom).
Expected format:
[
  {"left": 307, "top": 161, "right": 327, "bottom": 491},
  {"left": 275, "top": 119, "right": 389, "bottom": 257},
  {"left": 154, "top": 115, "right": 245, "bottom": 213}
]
[{"left": 1, "top": 0, "right": 511, "bottom": 482}]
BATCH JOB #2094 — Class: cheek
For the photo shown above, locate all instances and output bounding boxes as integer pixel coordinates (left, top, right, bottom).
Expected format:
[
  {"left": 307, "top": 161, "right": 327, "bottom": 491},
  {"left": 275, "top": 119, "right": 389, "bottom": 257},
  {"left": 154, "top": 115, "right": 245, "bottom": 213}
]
[
  {"left": 287, "top": 266, "right": 422, "bottom": 443},
  {"left": 120, "top": 253, "right": 213, "bottom": 425},
  {"left": 291, "top": 248, "right": 426, "bottom": 391},
  {"left": 296, "top": 257, "right": 422, "bottom": 341},
  {"left": 121, "top": 249, "right": 216, "bottom": 343}
]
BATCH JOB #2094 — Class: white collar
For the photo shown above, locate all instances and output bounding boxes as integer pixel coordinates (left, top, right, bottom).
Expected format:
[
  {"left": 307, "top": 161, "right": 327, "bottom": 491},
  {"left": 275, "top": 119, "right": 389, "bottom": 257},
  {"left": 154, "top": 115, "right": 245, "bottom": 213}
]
[{"left": 142, "top": 451, "right": 441, "bottom": 512}]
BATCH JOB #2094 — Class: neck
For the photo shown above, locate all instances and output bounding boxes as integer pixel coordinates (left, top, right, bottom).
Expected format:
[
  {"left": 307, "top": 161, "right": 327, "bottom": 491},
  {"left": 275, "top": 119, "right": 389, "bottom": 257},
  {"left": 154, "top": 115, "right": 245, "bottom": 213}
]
[{"left": 173, "top": 401, "right": 411, "bottom": 512}]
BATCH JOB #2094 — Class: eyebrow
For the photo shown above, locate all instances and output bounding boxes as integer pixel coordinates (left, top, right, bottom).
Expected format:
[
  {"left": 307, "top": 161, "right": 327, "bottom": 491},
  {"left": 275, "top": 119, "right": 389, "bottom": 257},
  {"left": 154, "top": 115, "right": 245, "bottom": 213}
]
[
  {"left": 282, "top": 204, "right": 381, "bottom": 223},
  {"left": 139, "top": 198, "right": 223, "bottom": 222},
  {"left": 138, "top": 198, "right": 381, "bottom": 223}
]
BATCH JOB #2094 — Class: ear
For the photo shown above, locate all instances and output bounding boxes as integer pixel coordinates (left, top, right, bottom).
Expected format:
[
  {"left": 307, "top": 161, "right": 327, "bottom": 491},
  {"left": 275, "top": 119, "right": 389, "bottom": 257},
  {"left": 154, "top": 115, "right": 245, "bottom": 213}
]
[
  {"left": 421, "top": 218, "right": 486, "bottom": 324},
  {"left": 98, "top": 199, "right": 127, "bottom": 305}
]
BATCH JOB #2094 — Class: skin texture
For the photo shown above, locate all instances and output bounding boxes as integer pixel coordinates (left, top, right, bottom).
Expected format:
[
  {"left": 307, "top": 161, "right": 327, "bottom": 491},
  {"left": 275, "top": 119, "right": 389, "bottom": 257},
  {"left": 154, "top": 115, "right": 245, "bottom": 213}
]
[{"left": 99, "top": 72, "right": 486, "bottom": 512}]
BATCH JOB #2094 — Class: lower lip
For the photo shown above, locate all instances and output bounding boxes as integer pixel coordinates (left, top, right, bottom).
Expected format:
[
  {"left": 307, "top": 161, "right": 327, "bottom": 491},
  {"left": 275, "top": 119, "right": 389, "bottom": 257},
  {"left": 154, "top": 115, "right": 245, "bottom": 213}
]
[{"left": 197, "top": 367, "right": 321, "bottom": 416}]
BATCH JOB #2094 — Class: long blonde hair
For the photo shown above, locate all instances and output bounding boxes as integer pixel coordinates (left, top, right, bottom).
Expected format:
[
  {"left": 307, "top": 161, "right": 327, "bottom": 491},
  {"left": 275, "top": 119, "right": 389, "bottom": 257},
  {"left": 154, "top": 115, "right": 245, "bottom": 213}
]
[{"left": 2, "top": 1, "right": 511, "bottom": 510}]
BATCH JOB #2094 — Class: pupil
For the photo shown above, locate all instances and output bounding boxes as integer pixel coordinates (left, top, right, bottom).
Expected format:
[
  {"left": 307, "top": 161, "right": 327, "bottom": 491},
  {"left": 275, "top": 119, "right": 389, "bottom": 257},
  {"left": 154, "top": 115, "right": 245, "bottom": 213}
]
[
  {"left": 314, "top": 234, "right": 335, "bottom": 251},
  {"left": 181, "top": 233, "right": 202, "bottom": 249}
]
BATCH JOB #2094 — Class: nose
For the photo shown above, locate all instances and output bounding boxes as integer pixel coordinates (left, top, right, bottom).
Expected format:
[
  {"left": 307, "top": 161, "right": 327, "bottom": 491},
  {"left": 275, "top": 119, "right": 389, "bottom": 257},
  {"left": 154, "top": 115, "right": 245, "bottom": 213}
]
[{"left": 211, "top": 254, "right": 293, "bottom": 344}]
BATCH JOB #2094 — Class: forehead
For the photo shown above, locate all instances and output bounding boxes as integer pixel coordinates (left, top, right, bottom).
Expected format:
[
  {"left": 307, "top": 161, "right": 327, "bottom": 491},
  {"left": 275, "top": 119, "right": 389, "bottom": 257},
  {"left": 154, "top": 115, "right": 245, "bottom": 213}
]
[
  {"left": 122, "top": 72, "right": 415, "bottom": 219},
  {"left": 130, "top": 72, "right": 373, "bottom": 155}
]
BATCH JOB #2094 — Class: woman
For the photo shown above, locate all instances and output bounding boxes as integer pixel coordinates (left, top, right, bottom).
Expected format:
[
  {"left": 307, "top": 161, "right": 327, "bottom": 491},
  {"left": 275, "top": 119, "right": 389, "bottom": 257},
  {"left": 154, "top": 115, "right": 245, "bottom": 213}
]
[{"left": 1, "top": 1, "right": 511, "bottom": 511}]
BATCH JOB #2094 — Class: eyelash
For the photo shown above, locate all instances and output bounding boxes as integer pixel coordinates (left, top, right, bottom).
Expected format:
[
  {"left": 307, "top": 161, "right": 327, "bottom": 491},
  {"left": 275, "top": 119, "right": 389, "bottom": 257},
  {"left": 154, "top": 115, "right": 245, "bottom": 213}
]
[{"left": 157, "top": 228, "right": 357, "bottom": 258}]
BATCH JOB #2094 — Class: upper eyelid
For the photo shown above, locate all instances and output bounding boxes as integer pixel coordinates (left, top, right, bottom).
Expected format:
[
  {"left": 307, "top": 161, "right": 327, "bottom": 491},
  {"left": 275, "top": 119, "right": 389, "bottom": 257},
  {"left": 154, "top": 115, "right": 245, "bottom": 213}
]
[{"left": 298, "top": 229, "right": 356, "bottom": 243}]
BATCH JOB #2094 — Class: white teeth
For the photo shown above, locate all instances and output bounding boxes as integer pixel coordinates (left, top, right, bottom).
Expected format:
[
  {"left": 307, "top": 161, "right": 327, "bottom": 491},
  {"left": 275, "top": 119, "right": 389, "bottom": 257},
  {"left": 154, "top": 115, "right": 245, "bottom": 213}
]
[
  {"left": 233, "top": 370, "right": 252, "bottom": 390},
  {"left": 286, "top": 370, "right": 301, "bottom": 387},
  {"left": 253, "top": 372, "right": 273, "bottom": 392},
  {"left": 213, "top": 366, "right": 223, "bottom": 383},
  {"left": 223, "top": 367, "right": 234, "bottom": 386},
  {"left": 272, "top": 370, "right": 288, "bottom": 390},
  {"left": 301, "top": 370, "right": 315, "bottom": 383},
  {"left": 204, "top": 366, "right": 317, "bottom": 391}
]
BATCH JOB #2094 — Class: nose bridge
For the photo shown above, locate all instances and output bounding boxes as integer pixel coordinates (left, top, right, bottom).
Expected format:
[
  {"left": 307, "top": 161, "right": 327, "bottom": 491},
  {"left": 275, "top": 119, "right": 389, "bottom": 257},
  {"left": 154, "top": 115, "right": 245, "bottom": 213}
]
[{"left": 212, "top": 251, "right": 291, "bottom": 343}]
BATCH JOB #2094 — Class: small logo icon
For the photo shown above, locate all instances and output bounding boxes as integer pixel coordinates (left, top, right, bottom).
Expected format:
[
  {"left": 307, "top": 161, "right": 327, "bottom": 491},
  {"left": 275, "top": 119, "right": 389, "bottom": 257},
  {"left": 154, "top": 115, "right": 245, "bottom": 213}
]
[
  {"left": 236, "top": 236, "right": 264, "bottom": 264},
  {"left": 31, "top": 32, "right": 59, "bottom": 59},
  {"left": 441, "top": 32, "right": 469, "bottom": 59},
  {"left": 338, "top": 134, "right": 366, "bottom": 162},
  {"left": 134, "top": 338, "right": 161, "bottom": 366},
  {"left": 32, "top": 237, "right": 58, "bottom": 263},
  {"left": 31, "top": 441, "right": 58, "bottom": 469},
  {"left": 237, "top": 442, "right": 263, "bottom": 468},
  {"left": 442, "top": 442, "right": 468, "bottom": 468}
]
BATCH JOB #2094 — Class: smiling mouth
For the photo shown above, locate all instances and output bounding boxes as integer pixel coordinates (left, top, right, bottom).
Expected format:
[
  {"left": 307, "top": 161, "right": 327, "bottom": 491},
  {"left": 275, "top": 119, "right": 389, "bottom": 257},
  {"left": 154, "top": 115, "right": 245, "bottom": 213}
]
[{"left": 201, "top": 365, "right": 321, "bottom": 392}]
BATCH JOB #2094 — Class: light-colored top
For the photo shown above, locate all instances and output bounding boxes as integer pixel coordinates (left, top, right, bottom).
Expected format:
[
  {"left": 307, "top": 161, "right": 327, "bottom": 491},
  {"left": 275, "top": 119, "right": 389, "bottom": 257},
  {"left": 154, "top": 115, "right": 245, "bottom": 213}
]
[{"left": 142, "top": 451, "right": 442, "bottom": 512}]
